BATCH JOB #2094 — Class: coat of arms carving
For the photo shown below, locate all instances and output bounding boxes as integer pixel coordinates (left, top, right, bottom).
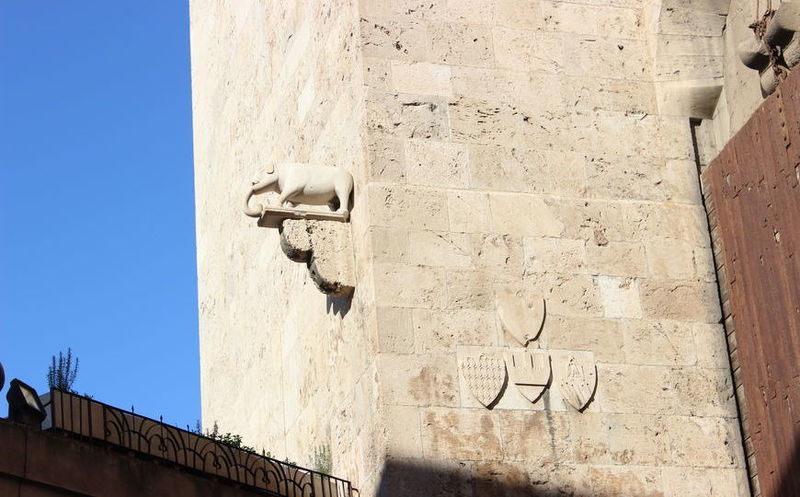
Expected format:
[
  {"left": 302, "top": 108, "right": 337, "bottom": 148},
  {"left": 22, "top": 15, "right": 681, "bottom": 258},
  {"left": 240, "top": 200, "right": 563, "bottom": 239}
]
[
  {"left": 496, "top": 290, "right": 545, "bottom": 347},
  {"left": 505, "top": 349, "right": 551, "bottom": 403},
  {"left": 460, "top": 353, "right": 507, "bottom": 409},
  {"left": 557, "top": 354, "right": 598, "bottom": 412}
]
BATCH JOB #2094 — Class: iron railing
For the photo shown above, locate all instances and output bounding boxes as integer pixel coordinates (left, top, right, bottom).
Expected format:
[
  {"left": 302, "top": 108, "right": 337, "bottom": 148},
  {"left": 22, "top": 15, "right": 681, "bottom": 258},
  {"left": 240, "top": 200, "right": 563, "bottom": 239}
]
[{"left": 40, "top": 389, "right": 353, "bottom": 497}]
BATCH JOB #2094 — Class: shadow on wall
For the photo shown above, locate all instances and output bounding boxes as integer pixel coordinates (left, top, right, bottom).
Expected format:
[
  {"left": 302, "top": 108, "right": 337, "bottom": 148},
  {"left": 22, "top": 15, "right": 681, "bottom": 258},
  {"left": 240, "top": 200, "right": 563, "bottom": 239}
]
[
  {"left": 377, "top": 459, "right": 638, "bottom": 497},
  {"left": 326, "top": 295, "right": 352, "bottom": 317},
  {"left": 775, "top": 433, "right": 800, "bottom": 496}
]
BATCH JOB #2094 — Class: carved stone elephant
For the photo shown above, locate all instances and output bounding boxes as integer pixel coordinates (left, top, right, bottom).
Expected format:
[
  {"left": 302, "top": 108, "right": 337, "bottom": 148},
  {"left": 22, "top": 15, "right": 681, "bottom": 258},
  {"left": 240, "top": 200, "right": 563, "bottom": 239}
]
[{"left": 244, "top": 163, "right": 354, "bottom": 218}]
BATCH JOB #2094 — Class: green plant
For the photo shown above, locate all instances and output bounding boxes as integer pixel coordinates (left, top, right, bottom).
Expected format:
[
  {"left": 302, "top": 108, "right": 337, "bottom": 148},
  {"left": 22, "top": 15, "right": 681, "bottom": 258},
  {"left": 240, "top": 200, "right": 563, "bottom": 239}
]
[
  {"left": 312, "top": 444, "right": 332, "bottom": 474},
  {"left": 47, "top": 348, "right": 79, "bottom": 392},
  {"left": 205, "top": 422, "right": 258, "bottom": 453}
]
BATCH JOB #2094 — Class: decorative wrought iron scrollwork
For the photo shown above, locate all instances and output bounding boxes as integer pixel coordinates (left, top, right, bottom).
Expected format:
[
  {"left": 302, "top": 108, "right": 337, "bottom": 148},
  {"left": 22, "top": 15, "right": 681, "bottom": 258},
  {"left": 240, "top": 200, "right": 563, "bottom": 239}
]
[{"left": 42, "top": 389, "right": 353, "bottom": 497}]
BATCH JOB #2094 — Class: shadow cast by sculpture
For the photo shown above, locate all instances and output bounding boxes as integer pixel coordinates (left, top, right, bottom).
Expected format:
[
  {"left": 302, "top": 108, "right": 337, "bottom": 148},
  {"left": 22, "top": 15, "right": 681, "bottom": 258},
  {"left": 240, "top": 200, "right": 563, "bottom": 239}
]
[{"left": 326, "top": 294, "right": 352, "bottom": 317}]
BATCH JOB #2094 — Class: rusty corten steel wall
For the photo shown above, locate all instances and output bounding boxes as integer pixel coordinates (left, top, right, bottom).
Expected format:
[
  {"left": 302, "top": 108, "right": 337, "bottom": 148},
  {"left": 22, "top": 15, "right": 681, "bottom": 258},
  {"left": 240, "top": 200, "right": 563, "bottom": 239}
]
[{"left": 702, "top": 68, "right": 800, "bottom": 497}]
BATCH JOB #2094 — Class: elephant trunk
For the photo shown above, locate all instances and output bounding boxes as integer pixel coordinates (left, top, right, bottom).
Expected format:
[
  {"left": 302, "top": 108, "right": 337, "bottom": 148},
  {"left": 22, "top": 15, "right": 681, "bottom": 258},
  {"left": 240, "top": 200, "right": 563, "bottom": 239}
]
[{"left": 243, "top": 176, "right": 277, "bottom": 218}]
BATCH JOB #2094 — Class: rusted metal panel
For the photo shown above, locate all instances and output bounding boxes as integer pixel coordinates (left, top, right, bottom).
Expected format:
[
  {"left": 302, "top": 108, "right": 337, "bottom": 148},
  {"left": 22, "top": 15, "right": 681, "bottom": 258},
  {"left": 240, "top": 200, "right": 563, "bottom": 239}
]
[{"left": 702, "top": 68, "right": 800, "bottom": 497}]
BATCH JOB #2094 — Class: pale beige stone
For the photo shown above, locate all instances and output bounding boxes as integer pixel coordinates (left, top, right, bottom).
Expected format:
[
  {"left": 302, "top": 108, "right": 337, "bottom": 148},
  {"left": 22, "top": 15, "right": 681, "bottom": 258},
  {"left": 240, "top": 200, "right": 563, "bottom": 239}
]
[
  {"left": 640, "top": 279, "right": 721, "bottom": 323},
  {"left": 492, "top": 27, "right": 564, "bottom": 73},
  {"left": 446, "top": 191, "right": 490, "bottom": 233},
  {"left": 497, "top": 410, "right": 557, "bottom": 462},
  {"left": 376, "top": 306, "right": 414, "bottom": 353},
  {"left": 596, "top": 276, "right": 642, "bottom": 318},
  {"left": 494, "top": 0, "right": 543, "bottom": 29},
  {"left": 408, "top": 230, "right": 472, "bottom": 267},
  {"left": 368, "top": 184, "right": 449, "bottom": 231},
  {"left": 412, "top": 308, "right": 498, "bottom": 352},
  {"left": 370, "top": 226, "right": 409, "bottom": 263},
  {"left": 390, "top": 61, "right": 452, "bottom": 96},
  {"left": 523, "top": 237, "right": 586, "bottom": 274},
  {"left": 385, "top": 405, "right": 423, "bottom": 458},
  {"left": 489, "top": 194, "right": 564, "bottom": 237},
  {"left": 472, "top": 233, "right": 524, "bottom": 272},
  {"left": 405, "top": 140, "right": 468, "bottom": 187},
  {"left": 646, "top": 239, "right": 695, "bottom": 279},
  {"left": 586, "top": 241, "right": 647, "bottom": 277},
  {"left": 421, "top": 408, "right": 503, "bottom": 460},
  {"left": 366, "top": 135, "right": 406, "bottom": 183},
  {"left": 379, "top": 353, "right": 460, "bottom": 407},
  {"left": 373, "top": 263, "right": 447, "bottom": 308},
  {"left": 541, "top": 315, "right": 624, "bottom": 363},
  {"left": 429, "top": 22, "right": 494, "bottom": 67},
  {"left": 667, "top": 416, "right": 743, "bottom": 467},
  {"left": 622, "top": 319, "right": 697, "bottom": 366},
  {"left": 661, "top": 467, "right": 748, "bottom": 497}
]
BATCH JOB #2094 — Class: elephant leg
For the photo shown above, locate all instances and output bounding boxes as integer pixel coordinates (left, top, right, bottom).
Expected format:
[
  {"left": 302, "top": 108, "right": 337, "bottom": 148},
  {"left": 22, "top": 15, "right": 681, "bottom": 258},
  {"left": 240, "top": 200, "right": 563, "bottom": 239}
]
[
  {"left": 334, "top": 181, "right": 352, "bottom": 216},
  {"left": 277, "top": 186, "right": 302, "bottom": 208}
]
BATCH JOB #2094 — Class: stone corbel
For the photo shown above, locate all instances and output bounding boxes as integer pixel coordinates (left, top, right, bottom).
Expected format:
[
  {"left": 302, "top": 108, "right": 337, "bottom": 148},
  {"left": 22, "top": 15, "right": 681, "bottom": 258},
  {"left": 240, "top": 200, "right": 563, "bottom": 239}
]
[
  {"left": 738, "top": 3, "right": 800, "bottom": 96},
  {"left": 244, "top": 163, "right": 355, "bottom": 297}
]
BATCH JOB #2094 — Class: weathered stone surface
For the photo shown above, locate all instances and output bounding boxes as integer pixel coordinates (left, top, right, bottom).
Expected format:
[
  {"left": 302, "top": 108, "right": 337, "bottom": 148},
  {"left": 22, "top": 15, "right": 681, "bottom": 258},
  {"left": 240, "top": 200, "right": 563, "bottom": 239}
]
[{"left": 192, "top": 0, "right": 754, "bottom": 493}]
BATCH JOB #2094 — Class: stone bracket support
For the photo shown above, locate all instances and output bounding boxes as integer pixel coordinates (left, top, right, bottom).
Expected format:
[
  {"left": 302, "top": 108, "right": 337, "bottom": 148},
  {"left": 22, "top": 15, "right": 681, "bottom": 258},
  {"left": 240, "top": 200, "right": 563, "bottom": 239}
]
[{"left": 277, "top": 218, "right": 355, "bottom": 298}]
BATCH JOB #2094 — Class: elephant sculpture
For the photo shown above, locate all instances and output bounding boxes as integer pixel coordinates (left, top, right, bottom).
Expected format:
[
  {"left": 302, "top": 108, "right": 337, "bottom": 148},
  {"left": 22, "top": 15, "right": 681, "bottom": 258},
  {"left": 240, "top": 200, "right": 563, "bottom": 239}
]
[{"left": 244, "top": 163, "right": 354, "bottom": 218}]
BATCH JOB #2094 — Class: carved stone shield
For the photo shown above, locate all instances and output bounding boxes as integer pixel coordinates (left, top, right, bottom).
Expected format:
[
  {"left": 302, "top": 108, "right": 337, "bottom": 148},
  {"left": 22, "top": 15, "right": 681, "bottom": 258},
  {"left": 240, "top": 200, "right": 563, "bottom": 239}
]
[
  {"left": 505, "top": 349, "right": 551, "bottom": 403},
  {"left": 460, "top": 353, "right": 507, "bottom": 408},
  {"left": 557, "top": 354, "right": 598, "bottom": 412},
  {"left": 496, "top": 290, "right": 545, "bottom": 347}
]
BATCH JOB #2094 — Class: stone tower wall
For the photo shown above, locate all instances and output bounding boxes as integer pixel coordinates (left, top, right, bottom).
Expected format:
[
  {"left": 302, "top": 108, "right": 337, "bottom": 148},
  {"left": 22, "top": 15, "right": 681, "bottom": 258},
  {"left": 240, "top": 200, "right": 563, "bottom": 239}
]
[{"left": 190, "top": 0, "right": 765, "bottom": 495}]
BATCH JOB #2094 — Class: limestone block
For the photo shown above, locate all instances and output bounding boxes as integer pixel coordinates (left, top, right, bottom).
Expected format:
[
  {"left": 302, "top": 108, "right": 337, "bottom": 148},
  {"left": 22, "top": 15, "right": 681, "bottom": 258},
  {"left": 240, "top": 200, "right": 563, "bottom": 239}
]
[
  {"left": 666, "top": 416, "right": 743, "bottom": 467},
  {"left": 492, "top": 27, "right": 564, "bottom": 73},
  {"left": 563, "top": 77, "right": 657, "bottom": 114},
  {"left": 645, "top": 239, "right": 695, "bottom": 280},
  {"left": 621, "top": 319, "right": 697, "bottom": 366},
  {"left": 446, "top": 191, "right": 490, "bottom": 233},
  {"left": 405, "top": 140, "right": 468, "bottom": 187},
  {"left": 540, "top": 315, "right": 624, "bottom": 363},
  {"left": 586, "top": 241, "right": 647, "bottom": 277},
  {"left": 390, "top": 61, "right": 453, "bottom": 96},
  {"left": 445, "top": 270, "right": 495, "bottom": 310},
  {"left": 367, "top": 184, "right": 449, "bottom": 230},
  {"left": 596, "top": 276, "right": 642, "bottom": 319},
  {"left": 658, "top": 6, "right": 726, "bottom": 37},
  {"left": 428, "top": 22, "right": 494, "bottom": 67},
  {"left": 563, "top": 38, "right": 648, "bottom": 80},
  {"left": 369, "top": 226, "right": 409, "bottom": 263},
  {"left": 663, "top": 159, "right": 702, "bottom": 203},
  {"left": 497, "top": 410, "right": 559, "bottom": 462},
  {"left": 661, "top": 467, "right": 748, "bottom": 497},
  {"left": 581, "top": 465, "right": 664, "bottom": 496},
  {"left": 379, "top": 353, "right": 459, "bottom": 407},
  {"left": 540, "top": 1, "right": 598, "bottom": 35},
  {"left": 385, "top": 405, "right": 423, "bottom": 458},
  {"left": 360, "top": 17, "right": 429, "bottom": 62},
  {"left": 366, "top": 90, "right": 449, "bottom": 140},
  {"left": 639, "top": 279, "right": 721, "bottom": 323},
  {"left": 408, "top": 230, "right": 472, "bottom": 267},
  {"left": 489, "top": 194, "right": 564, "bottom": 237},
  {"left": 599, "top": 364, "right": 678, "bottom": 414},
  {"left": 693, "top": 323, "right": 730, "bottom": 369},
  {"left": 523, "top": 237, "right": 587, "bottom": 275},
  {"left": 373, "top": 263, "right": 447, "bottom": 308},
  {"left": 525, "top": 272, "right": 603, "bottom": 318},
  {"left": 447, "top": 96, "right": 518, "bottom": 145},
  {"left": 366, "top": 135, "right": 406, "bottom": 183},
  {"left": 376, "top": 307, "right": 414, "bottom": 353},
  {"left": 468, "top": 144, "right": 548, "bottom": 193},
  {"left": 494, "top": 0, "right": 543, "bottom": 30},
  {"left": 673, "top": 367, "right": 737, "bottom": 417},
  {"left": 606, "top": 413, "right": 670, "bottom": 465},
  {"left": 472, "top": 233, "right": 524, "bottom": 273},
  {"left": 363, "top": 56, "right": 392, "bottom": 90},
  {"left": 412, "top": 308, "right": 498, "bottom": 352},
  {"left": 443, "top": 0, "right": 494, "bottom": 24},
  {"left": 451, "top": 68, "right": 562, "bottom": 107},
  {"left": 279, "top": 219, "right": 355, "bottom": 297},
  {"left": 420, "top": 408, "right": 503, "bottom": 460}
]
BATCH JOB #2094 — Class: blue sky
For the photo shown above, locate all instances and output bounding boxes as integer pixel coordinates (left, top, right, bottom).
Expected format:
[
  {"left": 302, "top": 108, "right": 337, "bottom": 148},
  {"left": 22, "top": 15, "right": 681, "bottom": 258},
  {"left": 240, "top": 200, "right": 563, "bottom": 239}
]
[{"left": 0, "top": 1, "right": 200, "bottom": 429}]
